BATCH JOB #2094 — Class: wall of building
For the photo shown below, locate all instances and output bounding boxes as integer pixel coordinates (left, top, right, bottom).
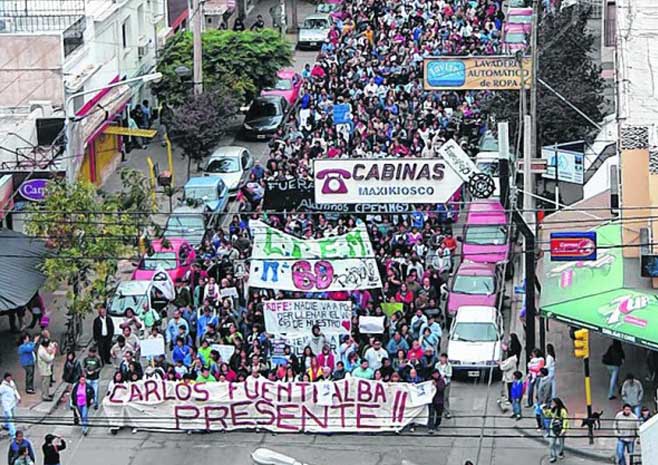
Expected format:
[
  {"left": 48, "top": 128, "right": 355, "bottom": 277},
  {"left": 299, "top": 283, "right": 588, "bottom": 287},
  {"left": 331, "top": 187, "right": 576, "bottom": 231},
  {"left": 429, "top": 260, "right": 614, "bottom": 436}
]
[{"left": 0, "top": 35, "right": 64, "bottom": 107}]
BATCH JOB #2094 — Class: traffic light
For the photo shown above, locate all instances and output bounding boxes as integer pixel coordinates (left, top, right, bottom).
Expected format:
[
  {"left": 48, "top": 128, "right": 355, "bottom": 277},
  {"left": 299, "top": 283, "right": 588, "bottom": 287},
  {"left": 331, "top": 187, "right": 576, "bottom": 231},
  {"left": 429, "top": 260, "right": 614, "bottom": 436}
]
[{"left": 574, "top": 329, "right": 590, "bottom": 359}]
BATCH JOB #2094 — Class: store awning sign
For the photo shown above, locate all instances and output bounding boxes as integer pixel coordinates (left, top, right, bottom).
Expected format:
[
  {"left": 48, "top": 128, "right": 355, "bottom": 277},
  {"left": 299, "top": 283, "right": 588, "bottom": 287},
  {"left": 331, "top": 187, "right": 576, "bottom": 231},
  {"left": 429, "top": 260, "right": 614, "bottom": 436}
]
[{"left": 550, "top": 231, "right": 597, "bottom": 261}]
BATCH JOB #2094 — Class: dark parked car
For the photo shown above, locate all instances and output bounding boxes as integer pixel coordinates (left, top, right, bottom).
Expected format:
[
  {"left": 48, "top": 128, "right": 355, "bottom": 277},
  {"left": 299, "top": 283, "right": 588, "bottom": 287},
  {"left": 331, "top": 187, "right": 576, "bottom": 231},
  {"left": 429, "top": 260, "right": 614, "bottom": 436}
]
[{"left": 241, "top": 95, "right": 290, "bottom": 140}]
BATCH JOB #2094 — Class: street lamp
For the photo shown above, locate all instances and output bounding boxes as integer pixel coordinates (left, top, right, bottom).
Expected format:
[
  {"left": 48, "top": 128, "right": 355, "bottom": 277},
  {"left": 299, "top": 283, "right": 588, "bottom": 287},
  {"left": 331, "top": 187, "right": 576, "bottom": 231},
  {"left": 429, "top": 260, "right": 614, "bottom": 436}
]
[{"left": 64, "top": 72, "right": 163, "bottom": 183}]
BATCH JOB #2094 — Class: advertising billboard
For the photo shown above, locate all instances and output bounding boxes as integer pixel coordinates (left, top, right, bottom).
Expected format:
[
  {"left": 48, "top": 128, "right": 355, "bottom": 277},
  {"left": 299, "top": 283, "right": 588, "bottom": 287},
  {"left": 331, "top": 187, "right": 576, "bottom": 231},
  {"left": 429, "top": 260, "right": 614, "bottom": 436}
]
[
  {"left": 313, "top": 159, "right": 462, "bottom": 205},
  {"left": 423, "top": 56, "right": 532, "bottom": 91}
]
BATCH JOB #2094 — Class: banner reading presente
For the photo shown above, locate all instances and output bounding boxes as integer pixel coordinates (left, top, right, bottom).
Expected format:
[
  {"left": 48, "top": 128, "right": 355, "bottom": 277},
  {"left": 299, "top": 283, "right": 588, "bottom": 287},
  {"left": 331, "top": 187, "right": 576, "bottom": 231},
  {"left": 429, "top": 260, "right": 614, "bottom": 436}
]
[
  {"left": 103, "top": 378, "right": 434, "bottom": 433},
  {"left": 263, "top": 300, "right": 352, "bottom": 335},
  {"left": 248, "top": 220, "right": 382, "bottom": 291}
]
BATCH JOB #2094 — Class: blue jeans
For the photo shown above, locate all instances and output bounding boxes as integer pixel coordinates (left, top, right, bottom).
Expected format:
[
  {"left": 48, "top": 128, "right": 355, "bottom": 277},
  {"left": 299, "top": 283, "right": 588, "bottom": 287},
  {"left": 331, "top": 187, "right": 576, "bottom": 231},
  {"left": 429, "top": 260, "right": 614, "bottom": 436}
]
[
  {"left": 3, "top": 407, "right": 16, "bottom": 438},
  {"left": 607, "top": 365, "right": 620, "bottom": 398},
  {"left": 512, "top": 399, "right": 521, "bottom": 417},
  {"left": 88, "top": 379, "right": 99, "bottom": 408},
  {"left": 77, "top": 404, "right": 89, "bottom": 433},
  {"left": 616, "top": 439, "right": 634, "bottom": 465}
]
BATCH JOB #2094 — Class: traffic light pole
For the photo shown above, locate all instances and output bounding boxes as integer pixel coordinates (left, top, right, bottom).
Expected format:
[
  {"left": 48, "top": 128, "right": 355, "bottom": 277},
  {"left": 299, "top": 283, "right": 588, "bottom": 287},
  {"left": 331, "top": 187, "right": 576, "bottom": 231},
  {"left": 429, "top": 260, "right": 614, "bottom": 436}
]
[{"left": 583, "top": 357, "right": 594, "bottom": 444}]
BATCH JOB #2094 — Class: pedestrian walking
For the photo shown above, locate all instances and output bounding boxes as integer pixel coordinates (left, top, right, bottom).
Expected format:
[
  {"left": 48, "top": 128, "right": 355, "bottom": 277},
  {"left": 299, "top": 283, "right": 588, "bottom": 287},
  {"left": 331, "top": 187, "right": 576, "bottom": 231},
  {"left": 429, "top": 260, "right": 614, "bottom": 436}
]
[
  {"left": 7, "top": 431, "right": 35, "bottom": 465},
  {"left": 435, "top": 353, "right": 453, "bottom": 418},
  {"left": 0, "top": 373, "right": 20, "bottom": 439},
  {"left": 535, "top": 368, "right": 553, "bottom": 431},
  {"left": 42, "top": 435, "right": 66, "bottom": 465},
  {"left": 36, "top": 339, "right": 55, "bottom": 401},
  {"left": 26, "top": 293, "right": 45, "bottom": 330},
  {"left": 621, "top": 373, "right": 644, "bottom": 417},
  {"left": 602, "top": 340, "right": 625, "bottom": 400},
  {"left": 70, "top": 376, "right": 94, "bottom": 435},
  {"left": 427, "top": 369, "right": 446, "bottom": 433},
  {"left": 542, "top": 398, "right": 569, "bottom": 463},
  {"left": 92, "top": 304, "right": 114, "bottom": 365},
  {"left": 510, "top": 371, "right": 524, "bottom": 420},
  {"left": 16, "top": 334, "right": 35, "bottom": 394},
  {"left": 614, "top": 404, "right": 639, "bottom": 465},
  {"left": 82, "top": 347, "right": 102, "bottom": 410}
]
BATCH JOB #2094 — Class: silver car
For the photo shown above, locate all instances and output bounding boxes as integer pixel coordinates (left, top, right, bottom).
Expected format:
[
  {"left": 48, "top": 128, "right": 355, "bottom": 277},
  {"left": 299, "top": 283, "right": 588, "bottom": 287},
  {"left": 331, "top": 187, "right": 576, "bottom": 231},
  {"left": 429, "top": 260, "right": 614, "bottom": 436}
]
[{"left": 203, "top": 146, "right": 253, "bottom": 195}]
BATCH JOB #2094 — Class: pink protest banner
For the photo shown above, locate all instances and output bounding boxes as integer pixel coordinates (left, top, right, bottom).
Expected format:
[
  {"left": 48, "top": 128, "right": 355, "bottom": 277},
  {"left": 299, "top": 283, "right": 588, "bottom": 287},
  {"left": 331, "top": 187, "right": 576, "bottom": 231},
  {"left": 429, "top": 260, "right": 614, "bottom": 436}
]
[{"left": 103, "top": 378, "right": 434, "bottom": 433}]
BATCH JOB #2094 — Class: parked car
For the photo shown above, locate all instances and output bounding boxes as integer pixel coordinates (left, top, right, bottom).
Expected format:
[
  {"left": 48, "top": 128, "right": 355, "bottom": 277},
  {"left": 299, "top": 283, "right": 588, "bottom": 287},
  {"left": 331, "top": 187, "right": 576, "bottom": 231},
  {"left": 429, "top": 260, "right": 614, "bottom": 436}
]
[
  {"left": 447, "top": 306, "right": 504, "bottom": 378},
  {"left": 107, "top": 280, "right": 153, "bottom": 331},
  {"left": 260, "top": 69, "right": 303, "bottom": 106},
  {"left": 297, "top": 13, "right": 331, "bottom": 49},
  {"left": 180, "top": 176, "right": 230, "bottom": 215},
  {"left": 203, "top": 146, "right": 253, "bottom": 195},
  {"left": 132, "top": 238, "right": 196, "bottom": 282},
  {"left": 446, "top": 262, "right": 501, "bottom": 317},
  {"left": 163, "top": 206, "right": 215, "bottom": 248},
  {"left": 241, "top": 95, "right": 290, "bottom": 140}
]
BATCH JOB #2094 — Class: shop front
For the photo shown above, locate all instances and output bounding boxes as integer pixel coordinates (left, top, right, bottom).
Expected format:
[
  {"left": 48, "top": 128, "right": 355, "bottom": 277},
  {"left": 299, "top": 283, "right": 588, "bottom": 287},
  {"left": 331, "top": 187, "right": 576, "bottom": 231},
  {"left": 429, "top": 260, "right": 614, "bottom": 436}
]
[
  {"left": 540, "top": 222, "right": 658, "bottom": 349},
  {"left": 75, "top": 78, "right": 132, "bottom": 185}
]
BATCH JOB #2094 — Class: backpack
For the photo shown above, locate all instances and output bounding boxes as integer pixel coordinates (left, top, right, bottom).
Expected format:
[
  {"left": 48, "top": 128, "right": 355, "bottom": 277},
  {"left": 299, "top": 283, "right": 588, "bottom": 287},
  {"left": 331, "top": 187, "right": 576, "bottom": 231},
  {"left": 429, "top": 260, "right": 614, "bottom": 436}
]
[{"left": 551, "top": 416, "right": 563, "bottom": 436}]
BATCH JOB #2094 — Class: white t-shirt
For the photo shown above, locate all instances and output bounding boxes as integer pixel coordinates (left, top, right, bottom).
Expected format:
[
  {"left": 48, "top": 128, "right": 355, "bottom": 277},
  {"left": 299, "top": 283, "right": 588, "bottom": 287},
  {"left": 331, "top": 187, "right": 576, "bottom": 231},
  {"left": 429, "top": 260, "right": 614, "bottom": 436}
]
[{"left": 364, "top": 347, "right": 389, "bottom": 371}]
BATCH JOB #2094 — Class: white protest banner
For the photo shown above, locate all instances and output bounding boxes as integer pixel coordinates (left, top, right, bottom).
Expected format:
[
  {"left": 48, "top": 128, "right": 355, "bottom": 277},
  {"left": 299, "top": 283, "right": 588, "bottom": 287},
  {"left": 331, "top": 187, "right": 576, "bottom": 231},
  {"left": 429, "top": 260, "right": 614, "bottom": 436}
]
[
  {"left": 103, "top": 378, "right": 434, "bottom": 433},
  {"left": 263, "top": 300, "right": 352, "bottom": 335},
  {"left": 250, "top": 220, "right": 374, "bottom": 259},
  {"left": 313, "top": 159, "right": 463, "bottom": 204},
  {"left": 274, "top": 333, "right": 343, "bottom": 357},
  {"left": 220, "top": 287, "right": 239, "bottom": 299},
  {"left": 409, "top": 381, "right": 434, "bottom": 407},
  {"left": 140, "top": 337, "right": 165, "bottom": 358},
  {"left": 358, "top": 315, "right": 385, "bottom": 334},
  {"left": 210, "top": 344, "right": 235, "bottom": 363},
  {"left": 151, "top": 266, "right": 175, "bottom": 301},
  {"left": 248, "top": 220, "right": 382, "bottom": 292}
]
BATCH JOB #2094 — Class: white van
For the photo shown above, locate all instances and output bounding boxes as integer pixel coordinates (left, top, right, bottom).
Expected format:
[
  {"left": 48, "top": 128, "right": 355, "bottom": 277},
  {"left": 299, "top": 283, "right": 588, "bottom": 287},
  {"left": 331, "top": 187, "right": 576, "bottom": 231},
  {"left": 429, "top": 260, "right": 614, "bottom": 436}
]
[{"left": 107, "top": 280, "right": 154, "bottom": 332}]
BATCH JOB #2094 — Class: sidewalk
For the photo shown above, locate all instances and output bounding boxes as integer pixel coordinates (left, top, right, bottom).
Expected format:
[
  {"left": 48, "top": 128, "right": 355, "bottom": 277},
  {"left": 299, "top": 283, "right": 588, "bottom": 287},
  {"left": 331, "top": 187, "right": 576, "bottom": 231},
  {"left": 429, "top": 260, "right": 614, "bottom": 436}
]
[{"left": 510, "top": 293, "right": 653, "bottom": 461}]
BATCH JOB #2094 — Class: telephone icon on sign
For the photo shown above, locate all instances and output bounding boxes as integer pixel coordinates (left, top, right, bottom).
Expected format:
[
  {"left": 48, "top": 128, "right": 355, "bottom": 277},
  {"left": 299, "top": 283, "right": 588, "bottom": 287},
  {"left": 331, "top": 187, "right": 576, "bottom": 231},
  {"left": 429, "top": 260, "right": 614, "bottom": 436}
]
[{"left": 317, "top": 169, "right": 350, "bottom": 194}]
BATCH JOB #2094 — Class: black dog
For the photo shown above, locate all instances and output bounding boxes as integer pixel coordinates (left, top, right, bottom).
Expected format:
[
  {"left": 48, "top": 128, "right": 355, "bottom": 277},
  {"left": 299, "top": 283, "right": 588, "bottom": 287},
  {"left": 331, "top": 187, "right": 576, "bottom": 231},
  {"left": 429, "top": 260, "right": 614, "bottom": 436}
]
[{"left": 581, "top": 411, "right": 603, "bottom": 430}]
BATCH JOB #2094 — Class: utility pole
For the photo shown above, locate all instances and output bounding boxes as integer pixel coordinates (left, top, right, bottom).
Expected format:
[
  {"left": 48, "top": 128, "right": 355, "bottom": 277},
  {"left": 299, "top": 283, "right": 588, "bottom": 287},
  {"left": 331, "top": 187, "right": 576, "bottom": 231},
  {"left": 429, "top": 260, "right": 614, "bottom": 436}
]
[
  {"left": 291, "top": 0, "right": 298, "bottom": 32},
  {"left": 192, "top": 0, "right": 203, "bottom": 95}
]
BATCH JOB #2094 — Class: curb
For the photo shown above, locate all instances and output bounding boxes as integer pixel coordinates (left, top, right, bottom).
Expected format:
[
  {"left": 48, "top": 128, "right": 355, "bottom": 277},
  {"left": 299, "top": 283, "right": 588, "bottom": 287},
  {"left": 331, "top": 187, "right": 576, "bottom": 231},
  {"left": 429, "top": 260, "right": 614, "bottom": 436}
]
[{"left": 513, "top": 425, "right": 614, "bottom": 463}]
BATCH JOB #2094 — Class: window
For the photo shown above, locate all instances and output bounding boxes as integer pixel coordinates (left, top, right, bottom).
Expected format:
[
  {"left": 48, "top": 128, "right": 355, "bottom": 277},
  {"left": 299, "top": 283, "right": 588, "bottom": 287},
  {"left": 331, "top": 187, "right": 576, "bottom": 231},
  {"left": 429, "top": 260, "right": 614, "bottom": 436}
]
[
  {"left": 604, "top": 1, "right": 616, "bottom": 47},
  {"left": 121, "top": 21, "right": 128, "bottom": 48}
]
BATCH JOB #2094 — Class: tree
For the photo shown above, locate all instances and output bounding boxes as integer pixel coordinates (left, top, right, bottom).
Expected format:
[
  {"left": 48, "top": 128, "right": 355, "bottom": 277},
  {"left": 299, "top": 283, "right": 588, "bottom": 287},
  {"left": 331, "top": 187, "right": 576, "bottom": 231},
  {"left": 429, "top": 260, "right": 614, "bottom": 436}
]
[
  {"left": 154, "top": 29, "right": 293, "bottom": 105},
  {"left": 484, "top": 6, "right": 604, "bottom": 150},
  {"left": 167, "top": 88, "right": 240, "bottom": 179},
  {"left": 26, "top": 168, "right": 155, "bottom": 316}
]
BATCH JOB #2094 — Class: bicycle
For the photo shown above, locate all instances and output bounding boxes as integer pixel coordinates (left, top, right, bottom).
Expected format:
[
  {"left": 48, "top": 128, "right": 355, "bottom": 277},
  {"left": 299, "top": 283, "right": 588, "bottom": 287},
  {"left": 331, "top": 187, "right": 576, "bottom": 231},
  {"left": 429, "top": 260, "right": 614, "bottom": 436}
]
[{"left": 59, "top": 312, "right": 84, "bottom": 355}]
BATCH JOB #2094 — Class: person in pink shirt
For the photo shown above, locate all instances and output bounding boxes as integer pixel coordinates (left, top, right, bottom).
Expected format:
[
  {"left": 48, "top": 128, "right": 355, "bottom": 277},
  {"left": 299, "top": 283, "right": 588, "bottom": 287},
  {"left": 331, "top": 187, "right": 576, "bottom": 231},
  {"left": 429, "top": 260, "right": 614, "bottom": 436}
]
[
  {"left": 69, "top": 376, "right": 94, "bottom": 435},
  {"left": 317, "top": 344, "right": 336, "bottom": 373}
]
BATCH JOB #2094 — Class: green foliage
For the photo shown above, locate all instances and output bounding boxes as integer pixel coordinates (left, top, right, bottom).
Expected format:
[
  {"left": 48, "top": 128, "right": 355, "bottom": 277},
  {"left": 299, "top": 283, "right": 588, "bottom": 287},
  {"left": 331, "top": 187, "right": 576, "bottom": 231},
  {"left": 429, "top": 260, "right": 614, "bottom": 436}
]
[
  {"left": 167, "top": 89, "right": 240, "bottom": 179},
  {"left": 484, "top": 7, "right": 604, "bottom": 149},
  {"left": 154, "top": 29, "right": 293, "bottom": 105},
  {"left": 25, "top": 171, "right": 155, "bottom": 315}
]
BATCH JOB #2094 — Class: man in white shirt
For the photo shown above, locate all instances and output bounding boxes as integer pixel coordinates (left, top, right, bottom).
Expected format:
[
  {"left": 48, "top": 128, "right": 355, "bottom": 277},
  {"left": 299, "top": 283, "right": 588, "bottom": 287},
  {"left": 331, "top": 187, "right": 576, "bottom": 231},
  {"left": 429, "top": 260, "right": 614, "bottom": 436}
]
[
  {"left": 364, "top": 339, "right": 389, "bottom": 371},
  {"left": 0, "top": 372, "right": 21, "bottom": 439},
  {"left": 435, "top": 353, "right": 453, "bottom": 418}
]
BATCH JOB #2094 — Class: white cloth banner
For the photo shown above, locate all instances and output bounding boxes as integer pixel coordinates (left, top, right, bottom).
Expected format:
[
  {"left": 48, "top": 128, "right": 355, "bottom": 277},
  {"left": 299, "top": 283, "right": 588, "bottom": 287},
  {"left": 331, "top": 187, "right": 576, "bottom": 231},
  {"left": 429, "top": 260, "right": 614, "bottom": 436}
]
[
  {"left": 248, "top": 220, "right": 382, "bottom": 292},
  {"left": 103, "top": 378, "right": 434, "bottom": 433},
  {"left": 358, "top": 315, "right": 385, "bottom": 334},
  {"left": 274, "top": 334, "right": 343, "bottom": 357},
  {"left": 151, "top": 266, "right": 175, "bottom": 301},
  {"left": 263, "top": 300, "right": 352, "bottom": 335}
]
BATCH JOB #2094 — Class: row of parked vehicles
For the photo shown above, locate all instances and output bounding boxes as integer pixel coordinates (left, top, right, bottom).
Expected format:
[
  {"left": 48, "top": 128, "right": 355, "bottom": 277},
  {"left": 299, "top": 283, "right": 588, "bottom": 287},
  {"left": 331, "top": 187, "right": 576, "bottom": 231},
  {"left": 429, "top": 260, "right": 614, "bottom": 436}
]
[{"left": 446, "top": 198, "right": 511, "bottom": 378}]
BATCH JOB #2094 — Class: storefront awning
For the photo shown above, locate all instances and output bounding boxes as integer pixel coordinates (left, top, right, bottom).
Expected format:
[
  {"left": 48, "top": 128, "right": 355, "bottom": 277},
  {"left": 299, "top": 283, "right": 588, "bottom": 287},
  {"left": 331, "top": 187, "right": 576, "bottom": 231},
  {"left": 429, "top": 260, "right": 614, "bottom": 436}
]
[
  {"left": 103, "top": 126, "right": 157, "bottom": 138},
  {"left": 0, "top": 230, "right": 46, "bottom": 312},
  {"left": 79, "top": 84, "right": 132, "bottom": 144},
  {"left": 540, "top": 222, "right": 658, "bottom": 350}
]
